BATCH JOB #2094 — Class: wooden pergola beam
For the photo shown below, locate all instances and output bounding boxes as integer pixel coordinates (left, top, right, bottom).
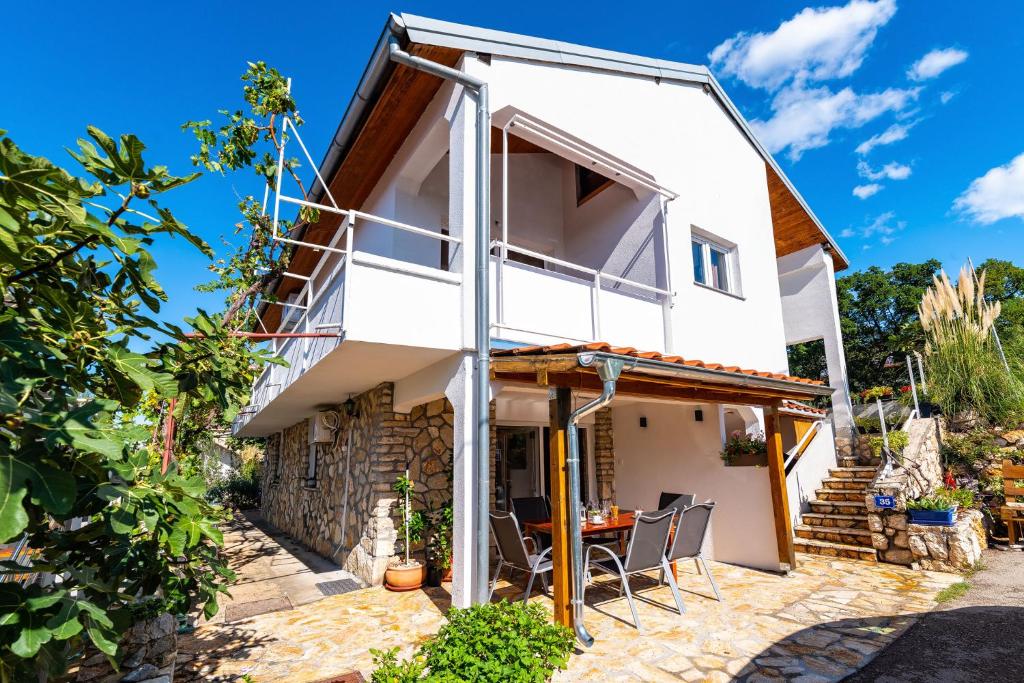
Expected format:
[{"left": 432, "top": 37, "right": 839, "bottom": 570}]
[
  {"left": 492, "top": 369, "right": 821, "bottom": 405},
  {"left": 765, "top": 404, "right": 796, "bottom": 570},
  {"left": 548, "top": 388, "right": 573, "bottom": 627}
]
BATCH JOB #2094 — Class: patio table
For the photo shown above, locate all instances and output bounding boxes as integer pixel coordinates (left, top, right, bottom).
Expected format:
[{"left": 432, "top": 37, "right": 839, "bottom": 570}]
[{"left": 523, "top": 511, "right": 681, "bottom": 581}]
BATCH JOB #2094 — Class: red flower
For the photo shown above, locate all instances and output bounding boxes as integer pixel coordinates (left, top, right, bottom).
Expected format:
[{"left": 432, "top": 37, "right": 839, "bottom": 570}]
[
  {"left": 900, "top": 385, "right": 911, "bottom": 393},
  {"left": 943, "top": 470, "right": 956, "bottom": 488}
]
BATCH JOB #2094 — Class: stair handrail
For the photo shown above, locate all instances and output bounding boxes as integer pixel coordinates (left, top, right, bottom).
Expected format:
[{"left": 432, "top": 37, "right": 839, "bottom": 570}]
[{"left": 783, "top": 420, "right": 823, "bottom": 475}]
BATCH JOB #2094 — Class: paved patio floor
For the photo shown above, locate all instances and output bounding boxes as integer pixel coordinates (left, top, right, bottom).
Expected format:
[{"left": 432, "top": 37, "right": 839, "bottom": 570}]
[{"left": 178, "top": 540, "right": 959, "bottom": 682}]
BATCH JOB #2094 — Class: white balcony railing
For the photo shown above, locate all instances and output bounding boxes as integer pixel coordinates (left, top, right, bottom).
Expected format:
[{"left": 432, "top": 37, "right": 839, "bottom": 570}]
[
  {"left": 490, "top": 240, "right": 674, "bottom": 352},
  {"left": 232, "top": 209, "right": 461, "bottom": 434}
]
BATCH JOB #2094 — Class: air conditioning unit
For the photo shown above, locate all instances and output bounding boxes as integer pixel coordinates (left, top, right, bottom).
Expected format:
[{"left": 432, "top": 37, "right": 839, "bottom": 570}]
[{"left": 310, "top": 410, "right": 340, "bottom": 444}]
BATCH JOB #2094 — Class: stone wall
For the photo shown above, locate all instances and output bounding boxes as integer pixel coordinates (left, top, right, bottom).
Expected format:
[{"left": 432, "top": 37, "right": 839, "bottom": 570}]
[
  {"left": 594, "top": 408, "right": 615, "bottom": 502},
  {"left": 908, "top": 509, "right": 985, "bottom": 572},
  {"left": 76, "top": 612, "right": 177, "bottom": 683},
  {"left": 261, "top": 383, "right": 454, "bottom": 586},
  {"left": 835, "top": 432, "right": 874, "bottom": 463},
  {"left": 866, "top": 417, "right": 985, "bottom": 569}
]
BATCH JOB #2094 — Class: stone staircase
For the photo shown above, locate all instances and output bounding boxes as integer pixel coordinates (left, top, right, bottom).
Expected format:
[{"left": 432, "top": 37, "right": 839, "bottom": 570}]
[{"left": 794, "top": 455, "right": 881, "bottom": 562}]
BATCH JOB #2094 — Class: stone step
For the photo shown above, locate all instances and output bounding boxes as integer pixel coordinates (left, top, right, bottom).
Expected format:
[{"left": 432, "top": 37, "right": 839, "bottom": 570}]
[
  {"left": 829, "top": 466, "right": 879, "bottom": 479},
  {"left": 795, "top": 524, "right": 874, "bottom": 547},
  {"left": 794, "top": 538, "right": 878, "bottom": 562},
  {"left": 820, "top": 477, "right": 874, "bottom": 491},
  {"left": 799, "top": 512, "right": 869, "bottom": 530},
  {"left": 809, "top": 499, "right": 868, "bottom": 515},
  {"left": 837, "top": 457, "right": 862, "bottom": 468},
  {"left": 815, "top": 488, "right": 867, "bottom": 502}
]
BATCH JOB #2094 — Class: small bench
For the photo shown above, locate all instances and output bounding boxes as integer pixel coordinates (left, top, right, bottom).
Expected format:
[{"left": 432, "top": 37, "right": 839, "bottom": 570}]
[{"left": 1000, "top": 459, "right": 1024, "bottom": 545}]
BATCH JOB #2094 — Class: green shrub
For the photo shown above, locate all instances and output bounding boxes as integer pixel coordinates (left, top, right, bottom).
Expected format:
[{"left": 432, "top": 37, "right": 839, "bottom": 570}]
[
  {"left": 868, "top": 430, "right": 909, "bottom": 457},
  {"left": 855, "top": 414, "right": 902, "bottom": 435},
  {"left": 942, "top": 430, "right": 1001, "bottom": 468},
  {"left": 370, "top": 600, "right": 575, "bottom": 682},
  {"left": 208, "top": 472, "right": 261, "bottom": 509}
]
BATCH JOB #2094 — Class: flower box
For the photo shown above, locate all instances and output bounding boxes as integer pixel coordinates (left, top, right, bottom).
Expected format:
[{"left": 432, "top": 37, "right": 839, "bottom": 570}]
[
  {"left": 908, "top": 507, "right": 957, "bottom": 527},
  {"left": 725, "top": 452, "right": 768, "bottom": 467}
]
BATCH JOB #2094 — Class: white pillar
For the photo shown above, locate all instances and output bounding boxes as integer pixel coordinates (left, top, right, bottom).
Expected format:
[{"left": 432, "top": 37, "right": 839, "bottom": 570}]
[
  {"left": 777, "top": 245, "right": 855, "bottom": 438},
  {"left": 445, "top": 353, "right": 476, "bottom": 608},
  {"left": 447, "top": 80, "right": 478, "bottom": 350}
]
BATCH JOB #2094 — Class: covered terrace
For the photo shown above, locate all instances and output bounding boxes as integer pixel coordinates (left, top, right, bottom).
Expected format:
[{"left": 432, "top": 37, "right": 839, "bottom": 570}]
[{"left": 489, "top": 342, "right": 834, "bottom": 636}]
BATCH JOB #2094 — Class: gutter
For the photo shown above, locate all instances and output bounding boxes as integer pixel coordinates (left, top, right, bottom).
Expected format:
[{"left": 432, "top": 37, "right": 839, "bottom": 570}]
[
  {"left": 386, "top": 37, "right": 493, "bottom": 606},
  {"left": 566, "top": 357, "right": 624, "bottom": 646}
]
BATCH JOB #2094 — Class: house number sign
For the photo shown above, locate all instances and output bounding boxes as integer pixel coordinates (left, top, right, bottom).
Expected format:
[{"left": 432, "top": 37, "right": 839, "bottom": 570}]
[{"left": 873, "top": 495, "right": 896, "bottom": 509}]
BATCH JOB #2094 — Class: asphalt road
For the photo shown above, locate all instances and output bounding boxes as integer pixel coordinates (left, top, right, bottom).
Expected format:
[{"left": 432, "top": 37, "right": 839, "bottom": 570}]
[{"left": 845, "top": 549, "right": 1024, "bottom": 683}]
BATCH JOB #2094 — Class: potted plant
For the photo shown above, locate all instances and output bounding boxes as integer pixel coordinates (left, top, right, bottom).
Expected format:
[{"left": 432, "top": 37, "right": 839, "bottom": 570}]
[
  {"left": 426, "top": 501, "right": 454, "bottom": 587},
  {"left": 906, "top": 487, "right": 973, "bottom": 526},
  {"left": 385, "top": 470, "right": 426, "bottom": 591},
  {"left": 721, "top": 431, "right": 768, "bottom": 467}
]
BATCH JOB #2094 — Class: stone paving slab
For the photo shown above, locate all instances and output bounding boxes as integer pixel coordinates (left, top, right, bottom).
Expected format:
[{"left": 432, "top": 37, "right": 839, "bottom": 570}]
[{"left": 177, "top": 551, "right": 958, "bottom": 682}]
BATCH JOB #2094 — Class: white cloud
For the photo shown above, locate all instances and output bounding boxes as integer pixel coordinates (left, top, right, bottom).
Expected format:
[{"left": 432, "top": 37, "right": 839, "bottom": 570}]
[
  {"left": 953, "top": 153, "right": 1024, "bottom": 224},
  {"left": 908, "top": 48, "right": 969, "bottom": 81},
  {"left": 940, "top": 90, "right": 958, "bottom": 105},
  {"left": 843, "top": 211, "right": 906, "bottom": 243},
  {"left": 853, "top": 183, "right": 883, "bottom": 199},
  {"left": 709, "top": 0, "right": 897, "bottom": 91},
  {"left": 751, "top": 84, "right": 920, "bottom": 160},
  {"left": 857, "top": 160, "right": 912, "bottom": 181},
  {"left": 856, "top": 122, "right": 915, "bottom": 155}
]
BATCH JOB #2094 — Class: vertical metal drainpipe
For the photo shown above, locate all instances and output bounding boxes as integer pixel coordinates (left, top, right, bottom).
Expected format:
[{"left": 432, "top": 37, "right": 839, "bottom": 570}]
[
  {"left": 388, "top": 38, "right": 492, "bottom": 604},
  {"left": 568, "top": 356, "right": 624, "bottom": 646}
]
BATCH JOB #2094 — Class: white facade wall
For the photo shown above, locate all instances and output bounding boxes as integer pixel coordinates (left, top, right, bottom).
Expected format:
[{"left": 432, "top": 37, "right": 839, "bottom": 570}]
[
  {"left": 611, "top": 401, "right": 780, "bottom": 570},
  {"left": 468, "top": 55, "right": 788, "bottom": 371}
]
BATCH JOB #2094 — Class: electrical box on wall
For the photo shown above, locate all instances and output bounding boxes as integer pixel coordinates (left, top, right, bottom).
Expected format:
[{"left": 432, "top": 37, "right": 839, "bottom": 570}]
[{"left": 310, "top": 410, "right": 340, "bottom": 444}]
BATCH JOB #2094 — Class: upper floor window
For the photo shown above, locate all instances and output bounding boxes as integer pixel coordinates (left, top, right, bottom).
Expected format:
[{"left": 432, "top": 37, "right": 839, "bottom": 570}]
[{"left": 691, "top": 231, "right": 739, "bottom": 295}]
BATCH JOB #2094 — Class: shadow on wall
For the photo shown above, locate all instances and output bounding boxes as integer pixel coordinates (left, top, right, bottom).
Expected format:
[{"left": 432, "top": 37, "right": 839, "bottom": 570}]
[{"left": 746, "top": 605, "right": 1024, "bottom": 682}]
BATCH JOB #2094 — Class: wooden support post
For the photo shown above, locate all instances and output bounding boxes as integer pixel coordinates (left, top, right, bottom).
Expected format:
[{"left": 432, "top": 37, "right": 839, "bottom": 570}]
[
  {"left": 765, "top": 403, "right": 797, "bottom": 571},
  {"left": 548, "top": 387, "right": 573, "bottom": 627}
]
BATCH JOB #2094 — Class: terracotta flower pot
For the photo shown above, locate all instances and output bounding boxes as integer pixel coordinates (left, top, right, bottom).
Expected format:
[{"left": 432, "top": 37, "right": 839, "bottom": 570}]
[{"left": 384, "top": 561, "right": 425, "bottom": 591}]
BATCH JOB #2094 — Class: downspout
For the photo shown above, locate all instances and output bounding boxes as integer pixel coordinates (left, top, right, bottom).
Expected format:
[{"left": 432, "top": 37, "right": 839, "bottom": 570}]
[
  {"left": 567, "top": 355, "right": 625, "bottom": 646},
  {"left": 388, "top": 38, "right": 492, "bottom": 604}
]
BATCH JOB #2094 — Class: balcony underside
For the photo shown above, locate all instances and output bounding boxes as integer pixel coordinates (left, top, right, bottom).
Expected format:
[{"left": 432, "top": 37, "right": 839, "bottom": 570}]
[{"left": 235, "top": 341, "right": 457, "bottom": 437}]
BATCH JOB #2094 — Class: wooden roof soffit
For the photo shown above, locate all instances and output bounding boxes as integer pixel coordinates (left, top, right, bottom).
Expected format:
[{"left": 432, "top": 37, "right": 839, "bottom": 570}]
[{"left": 766, "top": 163, "right": 847, "bottom": 271}]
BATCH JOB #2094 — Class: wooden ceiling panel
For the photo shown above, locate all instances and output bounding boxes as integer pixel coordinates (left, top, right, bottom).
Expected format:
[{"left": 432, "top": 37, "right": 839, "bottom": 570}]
[
  {"left": 261, "top": 44, "right": 463, "bottom": 331},
  {"left": 766, "top": 163, "right": 847, "bottom": 271}
]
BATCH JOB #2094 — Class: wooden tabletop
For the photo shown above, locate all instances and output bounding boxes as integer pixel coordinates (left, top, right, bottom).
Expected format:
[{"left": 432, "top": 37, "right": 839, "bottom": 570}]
[{"left": 523, "top": 511, "right": 637, "bottom": 536}]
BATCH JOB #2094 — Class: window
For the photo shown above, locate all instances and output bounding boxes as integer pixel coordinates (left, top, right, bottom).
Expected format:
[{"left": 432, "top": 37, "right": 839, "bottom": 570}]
[
  {"left": 575, "top": 164, "right": 613, "bottom": 206},
  {"left": 691, "top": 232, "right": 739, "bottom": 295}
]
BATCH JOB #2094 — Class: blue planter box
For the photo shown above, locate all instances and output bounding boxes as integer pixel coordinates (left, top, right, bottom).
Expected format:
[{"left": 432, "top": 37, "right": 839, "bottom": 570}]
[{"left": 908, "top": 508, "right": 956, "bottom": 526}]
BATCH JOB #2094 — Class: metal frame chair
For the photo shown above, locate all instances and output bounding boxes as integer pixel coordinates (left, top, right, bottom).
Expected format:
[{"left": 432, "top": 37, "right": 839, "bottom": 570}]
[
  {"left": 583, "top": 508, "right": 685, "bottom": 632},
  {"left": 658, "top": 492, "right": 696, "bottom": 511},
  {"left": 511, "top": 496, "right": 551, "bottom": 553},
  {"left": 663, "top": 502, "right": 722, "bottom": 601},
  {"left": 488, "top": 511, "right": 553, "bottom": 603}
]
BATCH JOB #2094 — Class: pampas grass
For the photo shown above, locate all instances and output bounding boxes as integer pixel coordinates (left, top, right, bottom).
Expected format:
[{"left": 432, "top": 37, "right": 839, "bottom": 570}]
[{"left": 919, "top": 264, "right": 1024, "bottom": 428}]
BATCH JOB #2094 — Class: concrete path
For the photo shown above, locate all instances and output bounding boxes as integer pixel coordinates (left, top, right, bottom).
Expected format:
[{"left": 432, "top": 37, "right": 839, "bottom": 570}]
[
  {"left": 205, "top": 510, "right": 362, "bottom": 625},
  {"left": 846, "top": 548, "right": 1024, "bottom": 682}
]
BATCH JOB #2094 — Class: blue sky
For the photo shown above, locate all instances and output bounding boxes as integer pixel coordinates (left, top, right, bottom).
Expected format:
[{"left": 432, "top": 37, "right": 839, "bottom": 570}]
[{"left": 6, "top": 1, "right": 1024, "bottom": 329}]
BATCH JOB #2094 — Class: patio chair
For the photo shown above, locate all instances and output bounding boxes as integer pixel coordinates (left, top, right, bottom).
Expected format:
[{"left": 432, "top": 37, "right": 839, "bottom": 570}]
[
  {"left": 511, "top": 496, "right": 551, "bottom": 552},
  {"left": 663, "top": 502, "right": 722, "bottom": 601},
  {"left": 583, "top": 508, "right": 685, "bottom": 632},
  {"left": 488, "top": 511, "right": 553, "bottom": 603},
  {"left": 658, "top": 492, "right": 696, "bottom": 512}
]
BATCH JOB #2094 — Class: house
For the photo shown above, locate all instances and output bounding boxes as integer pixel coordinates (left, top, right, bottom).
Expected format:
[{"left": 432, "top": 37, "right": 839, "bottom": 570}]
[{"left": 233, "top": 13, "right": 861, "bottom": 616}]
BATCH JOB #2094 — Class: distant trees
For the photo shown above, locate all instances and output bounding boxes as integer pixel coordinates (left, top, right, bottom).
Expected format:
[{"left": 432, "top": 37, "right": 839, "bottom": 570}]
[{"left": 787, "top": 258, "right": 1024, "bottom": 395}]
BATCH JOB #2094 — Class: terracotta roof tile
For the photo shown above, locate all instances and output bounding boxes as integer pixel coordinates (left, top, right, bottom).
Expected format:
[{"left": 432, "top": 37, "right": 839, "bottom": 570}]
[
  {"left": 782, "top": 400, "right": 828, "bottom": 415},
  {"left": 491, "top": 342, "right": 826, "bottom": 386}
]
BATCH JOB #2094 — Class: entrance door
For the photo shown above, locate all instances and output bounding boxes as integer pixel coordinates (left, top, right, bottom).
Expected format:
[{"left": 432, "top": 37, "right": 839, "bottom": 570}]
[{"left": 495, "top": 427, "right": 540, "bottom": 511}]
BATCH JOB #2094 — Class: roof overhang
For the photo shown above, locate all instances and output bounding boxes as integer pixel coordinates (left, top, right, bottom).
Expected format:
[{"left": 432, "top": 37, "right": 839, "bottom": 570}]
[{"left": 491, "top": 350, "right": 834, "bottom": 406}]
